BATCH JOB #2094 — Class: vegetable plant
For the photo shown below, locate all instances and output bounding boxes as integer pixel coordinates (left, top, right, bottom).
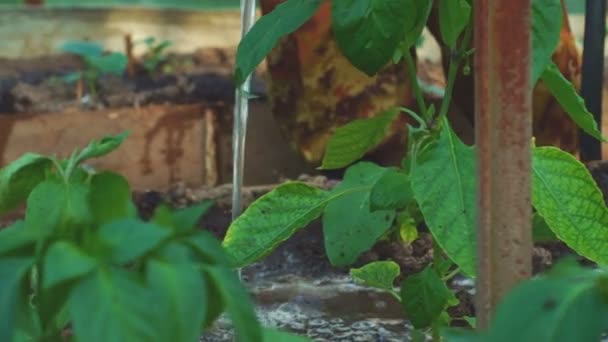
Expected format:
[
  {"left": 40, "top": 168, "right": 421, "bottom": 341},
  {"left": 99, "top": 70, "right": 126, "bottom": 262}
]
[
  {"left": 224, "top": 0, "right": 608, "bottom": 339},
  {"left": 137, "top": 36, "right": 172, "bottom": 72},
  {"left": 61, "top": 41, "right": 128, "bottom": 99},
  {"left": 0, "top": 132, "right": 306, "bottom": 342}
]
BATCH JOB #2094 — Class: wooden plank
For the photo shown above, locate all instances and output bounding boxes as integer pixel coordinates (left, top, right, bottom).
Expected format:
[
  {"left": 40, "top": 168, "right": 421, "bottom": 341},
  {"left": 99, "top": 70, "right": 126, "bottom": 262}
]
[{"left": 0, "top": 104, "right": 209, "bottom": 191}]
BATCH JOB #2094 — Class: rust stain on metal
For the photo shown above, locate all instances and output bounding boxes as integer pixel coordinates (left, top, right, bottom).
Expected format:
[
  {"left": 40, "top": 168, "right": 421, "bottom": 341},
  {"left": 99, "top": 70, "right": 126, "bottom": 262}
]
[{"left": 475, "top": 0, "right": 533, "bottom": 329}]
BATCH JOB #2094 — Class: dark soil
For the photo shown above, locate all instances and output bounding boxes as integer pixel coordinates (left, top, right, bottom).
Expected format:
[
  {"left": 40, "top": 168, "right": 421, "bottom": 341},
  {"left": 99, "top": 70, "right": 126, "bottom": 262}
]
[{"left": 0, "top": 48, "right": 266, "bottom": 114}]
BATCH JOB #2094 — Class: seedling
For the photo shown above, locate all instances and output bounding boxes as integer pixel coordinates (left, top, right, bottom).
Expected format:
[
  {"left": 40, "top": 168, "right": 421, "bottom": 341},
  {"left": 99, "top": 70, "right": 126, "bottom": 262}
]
[
  {"left": 137, "top": 36, "right": 172, "bottom": 73},
  {"left": 61, "top": 41, "right": 128, "bottom": 100}
]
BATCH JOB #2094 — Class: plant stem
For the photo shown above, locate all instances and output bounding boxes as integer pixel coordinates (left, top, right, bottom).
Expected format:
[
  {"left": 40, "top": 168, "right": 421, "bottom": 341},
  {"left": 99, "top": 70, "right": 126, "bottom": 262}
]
[
  {"left": 403, "top": 49, "right": 428, "bottom": 120},
  {"left": 434, "top": 22, "right": 474, "bottom": 126}
]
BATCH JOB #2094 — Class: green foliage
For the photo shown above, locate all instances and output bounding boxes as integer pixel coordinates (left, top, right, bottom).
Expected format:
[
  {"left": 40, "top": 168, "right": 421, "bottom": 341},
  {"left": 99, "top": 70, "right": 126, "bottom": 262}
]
[
  {"left": 438, "top": 0, "right": 471, "bottom": 48},
  {"left": 232, "top": 0, "right": 608, "bottom": 340},
  {"left": 541, "top": 62, "right": 606, "bottom": 142},
  {"left": 411, "top": 118, "right": 477, "bottom": 276},
  {"left": 138, "top": 36, "right": 172, "bottom": 72},
  {"left": 323, "top": 162, "right": 395, "bottom": 265},
  {"left": 531, "top": 0, "right": 562, "bottom": 85},
  {"left": 401, "top": 266, "right": 454, "bottom": 329},
  {"left": 350, "top": 260, "right": 400, "bottom": 292},
  {"left": 234, "top": 0, "right": 323, "bottom": 85},
  {"left": 532, "top": 147, "right": 608, "bottom": 265},
  {"left": 332, "top": 0, "right": 410, "bottom": 75},
  {"left": 222, "top": 182, "right": 330, "bottom": 267},
  {"left": 446, "top": 260, "right": 608, "bottom": 342},
  {"left": 320, "top": 109, "right": 400, "bottom": 169},
  {"left": 61, "top": 40, "right": 128, "bottom": 98},
  {"left": 370, "top": 168, "right": 413, "bottom": 211},
  {"left": 0, "top": 133, "right": 279, "bottom": 342}
]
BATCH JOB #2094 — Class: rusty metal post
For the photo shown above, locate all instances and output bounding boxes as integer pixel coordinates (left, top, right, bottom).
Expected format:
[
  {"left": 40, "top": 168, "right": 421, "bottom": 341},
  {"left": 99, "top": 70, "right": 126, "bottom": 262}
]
[{"left": 474, "top": 0, "right": 533, "bottom": 328}]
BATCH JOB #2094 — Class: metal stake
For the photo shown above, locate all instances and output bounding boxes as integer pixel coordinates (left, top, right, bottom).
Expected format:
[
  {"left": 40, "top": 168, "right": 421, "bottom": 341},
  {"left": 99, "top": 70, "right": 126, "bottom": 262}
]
[{"left": 474, "top": 0, "right": 534, "bottom": 328}]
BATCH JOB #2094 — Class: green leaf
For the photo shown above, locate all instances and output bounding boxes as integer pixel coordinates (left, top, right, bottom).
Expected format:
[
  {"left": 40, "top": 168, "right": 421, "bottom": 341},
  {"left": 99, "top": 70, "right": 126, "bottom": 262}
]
[
  {"left": 370, "top": 168, "right": 413, "bottom": 211},
  {"left": 61, "top": 41, "right": 104, "bottom": 57},
  {"left": 532, "top": 213, "right": 558, "bottom": 242},
  {"left": 43, "top": 241, "right": 97, "bottom": 290},
  {"left": 234, "top": 0, "right": 323, "bottom": 85},
  {"left": 187, "top": 231, "right": 231, "bottom": 266},
  {"left": 0, "top": 153, "right": 52, "bottom": 215},
  {"left": 85, "top": 53, "right": 128, "bottom": 75},
  {"left": 98, "top": 219, "right": 171, "bottom": 264},
  {"left": 146, "top": 261, "right": 206, "bottom": 342},
  {"left": 401, "top": 266, "right": 452, "bottom": 329},
  {"left": 263, "top": 329, "right": 312, "bottom": 342},
  {"left": 89, "top": 172, "right": 136, "bottom": 225},
  {"left": 0, "top": 257, "right": 32, "bottom": 342},
  {"left": 172, "top": 200, "right": 214, "bottom": 232},
  {"left": 483, "top": 265, "right": 608, "bottom": 342},
  {"left": 350, "top": 260, "right": 400, "bottom": 291},
  {"left": 541, "top": 62, "right": 606, "bottom": 142},
  {"left": 74, "top": 131, "right": 130, "bottom": 166},
  {"left": 0, "top": 221, "right": 37, "bottom": 256},
  {"left": 402, "top": 0, "right": 433, "bottom": 48},
  {"left": 532, "top": 147, "right": 608, "bottom": 265},
  {"left": 321, "top": 109, "right": 399, "bottom": 169},
  {"left": 323, "top": 162, "right": 395, "bottom": 266},
  {"left": 531, "top": 0, "right": 562, "bottom": 84},
  {"left": 68, "top": 268, "right": 159, "bottom": 342},
  {"left": 332, "top": 0, "right": 410, "bottom": 75},
  {"left": 25, "top": 179, "right": 91, "bottom": 238},
  {"left": 205, "top": 266, "right": 262, "bottom": 342},
  {"left": 438, "top": 0, "right": 471, "bottom": 48},
  {"left": 222, "top": 182, "right": 330, "bottom": 268},
  {"left": 411, "top": 118, "right": 476, "bottom": 276}
]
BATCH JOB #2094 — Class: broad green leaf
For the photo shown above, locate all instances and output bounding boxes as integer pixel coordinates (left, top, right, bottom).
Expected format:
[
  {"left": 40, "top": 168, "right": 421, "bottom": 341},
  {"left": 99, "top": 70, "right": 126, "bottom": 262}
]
[
  {"left": 483, "top": 265, "right": 608, "bottom": 342},
  {"left": 187, "top": 231, "right": 231, "bottom": 266},
  {"left": 86, "top": 53, "right": 127, "bottom": 75},
  {"left": 401, "top": 266, "right": 452, "bottom": 329},
  {"left": 154, "top": 241, "right": 197, "bottom": 264},
  {"left": 0, "top": 221, "right": 37, "bottom": 256},
  {"left": 321, "top": 109, "right": 399, "bottom": 169},
  {"left": 541, "top": 62, "right": 606, "bottom": 142},
  {"left": 75, "top": 131, "right": 129, "bottom": 165},
  {"left": 98, "top": 219, "right": 171, "bottom": 264},
  {"left": 43, "top": 241, "right": 97, "bottom": 290},
  {"left": 370, "top": 168, "right": 413, "bottom": 211},
  {"left": 61, "top": 41, "right": 103, "bottom": 57},
  {"left": 0, "top": 257, "right": 32, "bottom": 342},
  {"left": 89, "top": 172, "right": 136, "bottom": 225},
  {"left": 438, "top": 0, "right": 471, "bottom": 48},
  {"left": 0, "top": 153, "right": 52, "bottom": 215},
  {"left": 25, "top": 180, "right": 91, "bottom": 237},
  {"left": 172, "top": 200, "right": 214, "bottom": 232},
  {"left": 532, "top": 147, "right": 608, "bottom": 265},
  {"left": 201, "top": 271, "right": 225, "bottom": 329},
  {"left": 532, "top": 213, "right": 557, "bottom": 242},
  {"left": 234, "top": 0, "right": 323, "bottom": 85},
  {"left": 402, "top": 0, "right": 433, "bottom": 48},
  {"left": 146, "top": 261, "right": 206, "bottom": 342},
  {"left": 222, "top": 182, "right": 330, "bottom": 268},
  {"left": 531, "top": 0, "right": 562, "bottom": 84},
  {"left": 411, "top": 118, "right": 476, "bottom": 276},
  {"left": 68, "top": 268, "right": 159, "bottom": 342},
  {"left": 323, "top": 162, "right": 395, "bottom": 266},
  {"left": 263, "top": 329, "right": 312, "bottom": 342},
  {"left": 151, "top": 204, "right": 174, "bottom": 230},
  {"left": 350, "top": 261, "right": 400, "bottom": 291},
  {"left": 205, "top": 266, "right": 262, "bottom": 342},
  {"left": 332, "top": 0, "right": 410, "bottom": 75}
]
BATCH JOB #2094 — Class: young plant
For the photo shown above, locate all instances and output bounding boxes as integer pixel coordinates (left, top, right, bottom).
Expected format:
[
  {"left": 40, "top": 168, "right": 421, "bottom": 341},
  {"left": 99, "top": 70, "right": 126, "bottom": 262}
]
[
  {"left": 224, "top": 0, "right": 608, "bottom": 339},
  {"left": 0, "top": 132, "right": 307, "bottom": 342},
  {"left": 137, "top": 36, "right": 172, "bottom": 73},
  {"left": 61, "top": 41, "right": 128, "bottom": 99}
]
